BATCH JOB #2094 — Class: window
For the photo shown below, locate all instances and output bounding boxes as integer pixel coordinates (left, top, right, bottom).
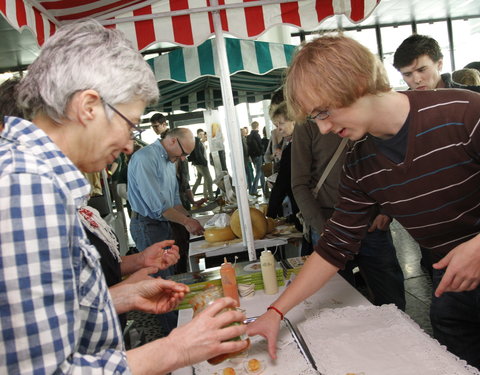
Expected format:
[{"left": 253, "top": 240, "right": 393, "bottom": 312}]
[
  {"left": 380, "top": 25, "right": 415, "bottom": 89},
  {"left": 452, "top": 18, "right": 480, "bottom": 70},
  {"left": 416, "top": 21, "right": 452, "bottom": 72}
]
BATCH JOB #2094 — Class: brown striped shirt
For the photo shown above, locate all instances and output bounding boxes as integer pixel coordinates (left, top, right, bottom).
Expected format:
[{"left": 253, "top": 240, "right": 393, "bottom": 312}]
[{"left": 316, "top": 89, "right": 480, "bottom": 267}]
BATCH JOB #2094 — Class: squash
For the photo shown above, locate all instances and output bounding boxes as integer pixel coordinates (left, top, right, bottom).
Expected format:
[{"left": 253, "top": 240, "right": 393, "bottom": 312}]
[
  {"left": 204, "top": 226, "right": 236, "bottom": 243},
  {"left": 230, "top": 207, "right": 267, "bottom": 239},
  {"left": 266, "top": 217, "right": 276, "bottom": 233}
]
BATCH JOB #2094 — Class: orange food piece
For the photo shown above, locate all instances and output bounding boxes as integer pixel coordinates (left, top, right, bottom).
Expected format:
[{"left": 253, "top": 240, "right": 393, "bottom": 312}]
[
  {"left": 247, "top": 358, "right": 261, "bottom": 372},
  {"left": 222, "top": 367, "right": 236, "bottom": 375}
]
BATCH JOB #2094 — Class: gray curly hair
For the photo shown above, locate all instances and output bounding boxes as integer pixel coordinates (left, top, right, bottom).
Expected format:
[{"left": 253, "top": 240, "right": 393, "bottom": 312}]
[{"left": 17, "top": 19, "right": 159, "bottom": 122}]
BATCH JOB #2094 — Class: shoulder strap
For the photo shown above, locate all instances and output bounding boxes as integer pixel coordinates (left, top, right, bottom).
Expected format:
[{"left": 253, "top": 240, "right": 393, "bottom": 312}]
[{"left": 312, "top": 138, "right": 348, "bottom": 198}]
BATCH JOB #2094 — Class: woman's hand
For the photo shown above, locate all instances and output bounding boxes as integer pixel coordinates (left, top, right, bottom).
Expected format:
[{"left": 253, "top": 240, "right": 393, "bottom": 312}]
[
  {"left": 110, "top": 277, "right": 189, "bottom": 314},
  {"left": 142, "top": 240, "right": 180, "bottom": 270},
  {"left": 164, "top": 297, "right": 249, "bottom": 367}
]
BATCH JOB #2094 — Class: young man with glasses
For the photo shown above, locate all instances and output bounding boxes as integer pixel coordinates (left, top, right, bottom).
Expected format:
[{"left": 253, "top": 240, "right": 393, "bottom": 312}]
[
  {"left": 128, "top": 127, "right": 204, "bottom": 334},
  {"left": 247, "top": 35, "right": 480, "bottom": 369}
]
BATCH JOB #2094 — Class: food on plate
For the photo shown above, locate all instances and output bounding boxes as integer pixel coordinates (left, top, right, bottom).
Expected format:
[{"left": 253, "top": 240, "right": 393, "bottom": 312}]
[
  {"left": 222, "top": 367, "right": 236, "bottom": 375},
  {"left": 230, "top": 207, "right": 267, "bottom": 239},
  {"left": 243, "top": 358, "right": 265, "bottom": 374},
  {"left": 204, "top": 226, "right": 236, "bottom": 243}
]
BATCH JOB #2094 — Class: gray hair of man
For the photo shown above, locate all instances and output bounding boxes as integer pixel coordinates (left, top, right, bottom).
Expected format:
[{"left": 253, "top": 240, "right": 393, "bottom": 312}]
[{"left": 17, "top": 19, "right": 159, "bottom": 123}]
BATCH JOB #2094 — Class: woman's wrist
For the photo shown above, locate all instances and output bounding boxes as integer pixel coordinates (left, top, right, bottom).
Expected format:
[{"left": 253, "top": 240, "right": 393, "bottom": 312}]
[{"left": 110, "top": 283, "right": 135, "bottom": 314}]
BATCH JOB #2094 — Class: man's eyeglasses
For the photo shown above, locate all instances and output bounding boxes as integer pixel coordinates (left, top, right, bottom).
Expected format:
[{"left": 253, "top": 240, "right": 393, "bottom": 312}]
[
  {"left": 176, "top": 138, "right": 189, "bottom": 157},
  {"left": 105, "top": 102, "right": 143, "bottom": 140},
  {"left": 307, "top": 109, "right": 330, "bottom": 121}
]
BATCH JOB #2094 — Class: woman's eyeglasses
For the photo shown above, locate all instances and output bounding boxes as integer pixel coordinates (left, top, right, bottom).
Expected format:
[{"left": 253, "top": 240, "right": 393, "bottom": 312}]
[{"left": 104, "top": 102, "right": 143, "bottom": 139}]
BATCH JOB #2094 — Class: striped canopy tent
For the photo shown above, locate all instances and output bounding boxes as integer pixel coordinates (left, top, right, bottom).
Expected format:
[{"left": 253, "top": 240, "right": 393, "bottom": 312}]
[
  {"left": 149, "top": 37, "right": 296, "bottom": 112},
  {"left": 0, "top": 0, "right": 381, "bottom": 261}
]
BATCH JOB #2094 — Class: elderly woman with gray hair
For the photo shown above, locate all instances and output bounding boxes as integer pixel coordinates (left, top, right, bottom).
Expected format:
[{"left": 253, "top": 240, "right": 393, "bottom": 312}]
[{"left": 0, "top": 20, "right": 247, "bottom": 375}]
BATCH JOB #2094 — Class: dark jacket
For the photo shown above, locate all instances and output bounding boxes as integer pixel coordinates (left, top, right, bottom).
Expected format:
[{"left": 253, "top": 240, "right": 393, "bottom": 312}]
[
  {"left": 247, "top": 130, "right": 263, "bottom": 158},
  {"left": 188, "top": 137, "right": 208, "bottom": 166}
]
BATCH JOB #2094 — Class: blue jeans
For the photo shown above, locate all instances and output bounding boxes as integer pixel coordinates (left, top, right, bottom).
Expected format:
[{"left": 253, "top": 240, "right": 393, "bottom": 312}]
[
  {"left": 250, "top": 156, "right": 266, "bottom": 195},
  {"left": 311, "top": 228, "right": 406, "bottom": 311},
  {"left": 130, "top": 215, "right": 178, "bottom": 335},
  {"left": 430, "top": 269, "right": 480, "bottom": 369},
  {"left": 245, "top": 159, "right": 254, "bottom": 193}
]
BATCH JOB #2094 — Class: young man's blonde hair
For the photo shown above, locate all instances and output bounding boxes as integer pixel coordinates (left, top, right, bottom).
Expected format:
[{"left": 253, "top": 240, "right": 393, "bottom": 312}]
[{"left": 285, "top": 35, "right": 391, "bottom": 122}]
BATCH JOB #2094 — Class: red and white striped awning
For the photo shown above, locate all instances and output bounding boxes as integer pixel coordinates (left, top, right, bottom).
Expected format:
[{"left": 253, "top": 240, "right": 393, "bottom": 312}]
[{"left": 0, "top": 0, "right": 380, "bottom": 50}]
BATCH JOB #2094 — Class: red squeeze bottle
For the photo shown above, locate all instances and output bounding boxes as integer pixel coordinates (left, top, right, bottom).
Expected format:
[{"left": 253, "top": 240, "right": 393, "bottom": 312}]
[{"left": 220, "top": 257, "right": 240, "bottom": 305}]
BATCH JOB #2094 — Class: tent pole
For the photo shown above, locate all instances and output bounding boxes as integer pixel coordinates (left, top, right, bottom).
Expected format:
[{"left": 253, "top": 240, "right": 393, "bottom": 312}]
[{"left": 211, "top": 0, "right": 257, "bottom": 261}]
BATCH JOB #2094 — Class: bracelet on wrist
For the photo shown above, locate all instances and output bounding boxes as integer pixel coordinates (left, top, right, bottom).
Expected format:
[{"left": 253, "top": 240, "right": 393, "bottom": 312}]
[{"left": 267, "top": 305, "right": 284, "bottom": 320}]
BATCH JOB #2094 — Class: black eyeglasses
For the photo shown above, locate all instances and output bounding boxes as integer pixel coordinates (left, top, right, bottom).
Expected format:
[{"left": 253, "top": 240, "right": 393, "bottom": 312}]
[
  {"left": 307, "top": 109, "right": 330, "bottom": 121},
  {"left": 176, "top": 138, "right": 189, "bottom": 157},
  {"left": 105, "top": 102, "right": 143, "bottom": 139}
]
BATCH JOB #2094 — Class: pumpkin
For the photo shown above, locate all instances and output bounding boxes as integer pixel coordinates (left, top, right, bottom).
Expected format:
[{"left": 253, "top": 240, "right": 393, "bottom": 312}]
[
  {"left": 266, "top": 217, "right": 276, "bottom": 233},
  {"left": 230, "top": 207, "right": 267, "bottom": 239},
  {"left": 204, "top": 226, "right": 236, "bottom": 243}
]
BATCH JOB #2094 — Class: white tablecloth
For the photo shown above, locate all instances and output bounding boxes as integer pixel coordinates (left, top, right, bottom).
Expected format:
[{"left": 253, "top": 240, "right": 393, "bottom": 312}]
[
  {"left": 172, "top": 273, "right": 371, "bottom": 375},
  {"left": 298, "top": 304, "right": 480, "bottom": 375}
]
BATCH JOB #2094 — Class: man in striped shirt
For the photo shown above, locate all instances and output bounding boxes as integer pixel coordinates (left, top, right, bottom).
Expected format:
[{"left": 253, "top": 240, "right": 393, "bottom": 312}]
[{"left": 248, "top": 35, "right": 480, "bottom": 369}]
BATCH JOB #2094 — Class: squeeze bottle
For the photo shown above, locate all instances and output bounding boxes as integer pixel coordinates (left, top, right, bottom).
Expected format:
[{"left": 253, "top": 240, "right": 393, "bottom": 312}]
[
  {"left": 260, "top": 250, "right": 278, "bottom": 294},
  {"left": 220, "top": 257, "right": 240, "bottom": 305}
]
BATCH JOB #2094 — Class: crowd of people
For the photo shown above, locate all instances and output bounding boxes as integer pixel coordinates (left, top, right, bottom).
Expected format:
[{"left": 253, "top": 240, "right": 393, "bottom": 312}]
[{"left": 1, "top": 17, "right": 480, "bottom": 375}]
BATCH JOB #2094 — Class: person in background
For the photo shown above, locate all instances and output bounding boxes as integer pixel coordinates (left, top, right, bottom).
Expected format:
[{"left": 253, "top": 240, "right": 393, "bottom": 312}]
[
  {"left": 264, "top": 90, "right": 285, "bottom": 171},
  {"left": 452, "top": 68, "right": 480, "bottom": 86},
  {"left": 464, "top": 61, "right": 480, "bottom": 72},
  {"left": 241, "top": 126, "right": 254, "bottom": 195},
  {"left": 190, "top": 128, "right": 214, "bottom": 201},
  {"left": 0, "top": 20, "right": 247, "bottom": 375},
  {"left": 266, "top": 102, "right": 301, "bottom": 231},
  {"left": 177, "top": 159, "right": 207, "bottom": 212},
  {"left": 175, "top": 157, "right": 206, "bottom": 274},
  {"left": 393, "top": 34, "right": 480, "bottom": 93},
  {"left": 247, "top": 121, "right": 267, "bottom": 196},
  {"left": 261, "top": 126, "right": 270, "bottom": 154},
  {"left": 248, "top": 34, "right": 480, "bottom": 369},
  {"left": 151, "top": 112, "right": 169, "bottom": 138},
  {"left": 291, "top": 106, "right": 405, "bottom": 310},
  {"left": 128, "top": 127, "right": 204, "bottom": 334},
  {"left": 80, "top": 204, "right": 181, "bottom": 329},
  {"left": 0, "top": 77, "right": 23, "bottom": 129}
]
